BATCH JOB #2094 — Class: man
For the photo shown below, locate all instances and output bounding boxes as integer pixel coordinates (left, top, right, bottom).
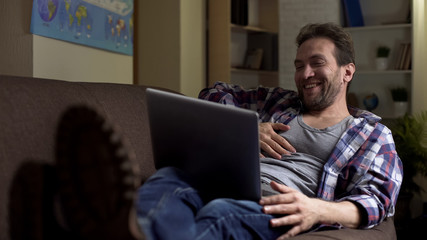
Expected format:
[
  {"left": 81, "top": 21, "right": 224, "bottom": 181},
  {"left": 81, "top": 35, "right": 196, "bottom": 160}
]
[
  {"left": 135, "top": 22, "right": 402, "bottom": 239},
  {"left": 56, "top": 23, "right": 402, "bottom": 239}
]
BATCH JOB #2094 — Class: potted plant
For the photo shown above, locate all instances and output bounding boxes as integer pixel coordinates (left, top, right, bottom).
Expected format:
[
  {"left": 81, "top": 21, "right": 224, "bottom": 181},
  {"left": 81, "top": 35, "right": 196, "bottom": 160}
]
[
  {"left": 376, "top": 46, "right": 391, "bottom": 70},
  {"left": 391, "top": 87, "right": 408, "bottom": 102},
  {"left": 390, "top": 111, "right": 427, "bottom": 223},
  {"left": 391, "top": 111, "right": 427, "bottom": 193},
  {"left": 391, "top": 87, "right": 409, "bottom": 117}
]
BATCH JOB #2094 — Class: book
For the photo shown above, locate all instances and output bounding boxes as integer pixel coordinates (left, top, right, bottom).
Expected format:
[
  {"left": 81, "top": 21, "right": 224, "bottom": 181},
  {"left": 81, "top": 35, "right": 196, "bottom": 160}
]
[
  {"left": 394, "top": 43, "right": 405, "bottom": 70},
  {"left": 231, "top": 0, "right": 248, "bottom": 26},
  {"left": 394, "top": 43, "right": 411, "bottom": 70},
  {"left": 403, "top": 43, "right": 412, "bottom": 70},
  {"left": 342, "top": 0, "right": 365, "bottom": 27},
  {"left": 241, "top": 0, "right": 248, "bottom": 26},
  {"left": 231, "top": 0, "right": 240, "bottom": 25}
]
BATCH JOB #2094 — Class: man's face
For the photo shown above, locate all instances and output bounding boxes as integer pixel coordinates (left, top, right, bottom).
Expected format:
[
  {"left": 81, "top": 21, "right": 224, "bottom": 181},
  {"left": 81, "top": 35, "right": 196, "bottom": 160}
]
[{"left": 294, "top": 37, "right": 346, "bottom": 111}]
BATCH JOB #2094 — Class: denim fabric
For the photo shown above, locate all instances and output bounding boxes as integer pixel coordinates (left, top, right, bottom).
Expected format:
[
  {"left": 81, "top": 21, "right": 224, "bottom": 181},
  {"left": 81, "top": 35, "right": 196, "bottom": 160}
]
[{"left": 136, "top": 167, "right": 289, "bottom": 240}]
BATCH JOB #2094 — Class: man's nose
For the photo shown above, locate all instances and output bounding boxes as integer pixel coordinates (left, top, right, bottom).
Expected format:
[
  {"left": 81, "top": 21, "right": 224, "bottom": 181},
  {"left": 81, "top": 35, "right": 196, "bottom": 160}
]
[{"left": 303, "top": 66, "right": 315, "bottom": 79}]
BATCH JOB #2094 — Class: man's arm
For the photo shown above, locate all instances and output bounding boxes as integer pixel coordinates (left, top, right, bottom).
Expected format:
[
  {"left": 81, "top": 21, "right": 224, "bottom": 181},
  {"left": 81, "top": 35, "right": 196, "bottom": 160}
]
[
  {"left": 198, "top": 82, "right": 268, "bottom": 110},
  {"left": 260, "top": 182, "right": 361, "bottom": 239},
  {"left": 331, "top": 124, "right": 403, "bottom": 228},
  {"left": 199, "top": 82, "right": 300, "bottom": 122}
]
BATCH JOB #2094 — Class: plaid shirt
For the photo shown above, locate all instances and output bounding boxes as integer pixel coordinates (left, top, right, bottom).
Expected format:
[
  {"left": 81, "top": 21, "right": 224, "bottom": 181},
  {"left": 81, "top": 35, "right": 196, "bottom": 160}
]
[{"left": 199, "top": 82, "right": 403, "bottom": 229}]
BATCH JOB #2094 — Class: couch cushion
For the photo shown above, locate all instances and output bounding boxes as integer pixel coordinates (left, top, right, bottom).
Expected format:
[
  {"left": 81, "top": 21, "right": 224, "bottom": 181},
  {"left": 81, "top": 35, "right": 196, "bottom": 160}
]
[{"left": 288, "top": 217, "right": 396, "bottom": 240}]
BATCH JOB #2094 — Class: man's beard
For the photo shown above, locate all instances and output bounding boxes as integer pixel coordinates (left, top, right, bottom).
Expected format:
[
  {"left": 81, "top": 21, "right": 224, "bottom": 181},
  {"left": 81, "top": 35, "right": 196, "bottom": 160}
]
[{"left": 298, "top": 74, "right": 342, "bottom": 112}]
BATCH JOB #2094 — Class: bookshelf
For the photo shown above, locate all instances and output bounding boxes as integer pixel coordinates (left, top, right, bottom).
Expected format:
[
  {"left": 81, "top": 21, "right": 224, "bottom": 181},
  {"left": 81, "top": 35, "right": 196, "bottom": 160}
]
[
  {"left": 345, "top": 0, "right": 427, "bottom": 232},
  {"left": 208, "top": 0, "right": 279, "bottom": 88},
  {"left": 344, "top": 0, "right": 413, "bottom": 119}
]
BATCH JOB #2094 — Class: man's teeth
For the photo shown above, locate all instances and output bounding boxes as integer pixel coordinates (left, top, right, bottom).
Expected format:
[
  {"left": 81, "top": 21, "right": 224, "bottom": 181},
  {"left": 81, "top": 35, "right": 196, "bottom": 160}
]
[{"left": 305, "top": 83, "right": 317, "bottom": 89}]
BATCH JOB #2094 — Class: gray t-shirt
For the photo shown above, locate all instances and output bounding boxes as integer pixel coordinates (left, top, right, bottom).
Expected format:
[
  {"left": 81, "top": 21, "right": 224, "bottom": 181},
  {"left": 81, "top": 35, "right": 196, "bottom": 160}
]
[{"left": 260, "top": 114, "right": 353, "bottom": 197}]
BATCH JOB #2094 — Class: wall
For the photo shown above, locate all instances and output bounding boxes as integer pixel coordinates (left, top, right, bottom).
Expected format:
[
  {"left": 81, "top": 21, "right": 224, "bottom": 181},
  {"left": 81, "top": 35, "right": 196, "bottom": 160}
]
[
  {"left": 412, "top": 0, "right": 427, "bottom": 114},
  {"left": 0, "top": 0, "right": 33, "bottom": 77},
  {"left": 136, "top": 0, "right": 180, "bottom": 92},
  {"left": 411, "top": 0, "right": 427, "bottom": 217},
  {"left": 180, "top": 0, "right": 206, "bottom": 97},
  {"left": 33, "top": 35, "right": 132, "bottom": 84},
  {"left": 2, "top": 0, "right": 206, "bottom": 92},
  {"left": 0, "top": 0, "right": 133, "bottom": 84},
  {"left": 136, "top": 0, "right": 206, "bottom": 97}
]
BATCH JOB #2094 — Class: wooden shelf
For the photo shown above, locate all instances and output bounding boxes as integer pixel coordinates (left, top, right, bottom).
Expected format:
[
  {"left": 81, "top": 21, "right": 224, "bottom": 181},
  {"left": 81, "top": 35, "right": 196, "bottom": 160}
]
[
  {"left": 345, "top": 23, "right": 411, "bottom": 32},
  {"left": 356, "top": 70, "right": 412, "bottom": 74},
  {"left": 231, "top": 24, "right": 277, "bottom": 34}
]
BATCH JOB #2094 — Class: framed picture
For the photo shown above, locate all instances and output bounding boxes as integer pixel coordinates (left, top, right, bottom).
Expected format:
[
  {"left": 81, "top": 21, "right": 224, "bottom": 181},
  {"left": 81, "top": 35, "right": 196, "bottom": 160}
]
[{"left": 244, "top": 48, "right": 263, "bottom": 69}]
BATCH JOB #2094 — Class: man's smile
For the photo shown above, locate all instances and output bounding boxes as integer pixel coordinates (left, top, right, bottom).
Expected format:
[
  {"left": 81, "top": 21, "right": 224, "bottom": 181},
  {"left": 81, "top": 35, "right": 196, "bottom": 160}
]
[{"left": 304, "top": 82, "right": 322, "bottom": 89}]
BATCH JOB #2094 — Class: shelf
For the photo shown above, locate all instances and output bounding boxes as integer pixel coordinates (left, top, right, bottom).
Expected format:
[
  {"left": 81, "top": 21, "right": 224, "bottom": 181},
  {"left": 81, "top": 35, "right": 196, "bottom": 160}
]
[
  {"left": 231, "top": 67, "right": 278, "bottom": 76},
  {"left": 231, "top": 24, "right": 277, "bottom": 34},
  {"left": 347, "top": 1, "right": 413, "bottom": 119},
  {"left": 356, "top": 70, "right": 412, "bottom": 74},
  {"left": 345, "top": 23, "right": 411, "bottom": 32},
  {"left": 209, "top": 0, "right": 278, "bottom": 88}
]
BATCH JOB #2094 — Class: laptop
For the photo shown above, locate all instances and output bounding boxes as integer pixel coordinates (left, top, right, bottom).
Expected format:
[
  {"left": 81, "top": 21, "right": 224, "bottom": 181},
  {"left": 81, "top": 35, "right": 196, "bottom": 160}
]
[{"left": 146, "top": 88, "right": 261, "bottom": 201}]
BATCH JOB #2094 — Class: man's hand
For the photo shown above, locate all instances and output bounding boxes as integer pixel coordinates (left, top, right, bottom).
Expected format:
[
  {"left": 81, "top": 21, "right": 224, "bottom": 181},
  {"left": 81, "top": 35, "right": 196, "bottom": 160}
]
[
  {"left": 259, "top": 182, "right": 321, "bottom": 239},
  {"left": 260, "top": 181, "right": 361, "bottom": 239},
  {"left": 259, "top": 123, "right": 296, "bottom": 159}
]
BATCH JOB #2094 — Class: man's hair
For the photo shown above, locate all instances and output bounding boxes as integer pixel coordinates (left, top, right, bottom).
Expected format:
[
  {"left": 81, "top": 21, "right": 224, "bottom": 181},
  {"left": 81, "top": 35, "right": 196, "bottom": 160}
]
[{"left": 296, "top": 23, "right": 355, "bottom": 66}]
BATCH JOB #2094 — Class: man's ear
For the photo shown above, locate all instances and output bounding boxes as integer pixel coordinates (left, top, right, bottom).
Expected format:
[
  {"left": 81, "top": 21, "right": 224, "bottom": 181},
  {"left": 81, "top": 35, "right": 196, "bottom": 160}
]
[{"left": 343, "top": 63, "right": 356, "bottom": 83}]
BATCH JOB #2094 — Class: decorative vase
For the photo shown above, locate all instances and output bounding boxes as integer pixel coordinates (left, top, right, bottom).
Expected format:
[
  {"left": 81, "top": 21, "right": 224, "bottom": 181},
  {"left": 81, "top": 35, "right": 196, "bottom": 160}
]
[
  {"left": 375, "top": 57, "right": 388, "bottom": 70},
  {"left": 394, "top": 101, "right": 408, "bottom": 118}
]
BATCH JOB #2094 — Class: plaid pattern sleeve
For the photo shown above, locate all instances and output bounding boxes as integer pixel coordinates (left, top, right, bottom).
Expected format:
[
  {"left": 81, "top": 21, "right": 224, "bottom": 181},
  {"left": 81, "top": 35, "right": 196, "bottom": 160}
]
[
  {"left": 198, "top": 82, "right": 301, "bottom": 123},
  {"left": 318, "top": 116, "right": 403, "bottom": 229}
]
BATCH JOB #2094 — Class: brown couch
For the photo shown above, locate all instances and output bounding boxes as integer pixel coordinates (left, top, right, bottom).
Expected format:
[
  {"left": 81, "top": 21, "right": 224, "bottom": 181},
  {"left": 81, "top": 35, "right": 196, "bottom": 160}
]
[{"left": 0, "top": 75, "right": 396, "bottom": 239}]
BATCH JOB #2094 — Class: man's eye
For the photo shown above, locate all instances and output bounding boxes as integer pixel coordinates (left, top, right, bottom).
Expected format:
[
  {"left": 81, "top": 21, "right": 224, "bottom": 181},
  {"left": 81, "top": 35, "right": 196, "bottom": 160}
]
[{"left": 312, "top": 61, "right": 324, "bottom": 66}]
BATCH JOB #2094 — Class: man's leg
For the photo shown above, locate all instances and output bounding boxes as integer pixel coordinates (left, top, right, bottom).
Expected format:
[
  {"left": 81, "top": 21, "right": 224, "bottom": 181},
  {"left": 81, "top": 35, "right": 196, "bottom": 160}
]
[
  {"left": 136, "top": 167, "right": 205, "bottom": 239},
  {"left": 196, "top": 199, "right": 289, "bottom": 240},
  {"left": 136, "top": 167, "right": 289, "bottom": 240}
]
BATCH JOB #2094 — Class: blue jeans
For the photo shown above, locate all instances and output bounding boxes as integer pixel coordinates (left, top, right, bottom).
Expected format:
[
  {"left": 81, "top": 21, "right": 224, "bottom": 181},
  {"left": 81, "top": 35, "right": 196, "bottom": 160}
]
[{"left": 136, "top": 167, "right": 289, "bottom": 240}]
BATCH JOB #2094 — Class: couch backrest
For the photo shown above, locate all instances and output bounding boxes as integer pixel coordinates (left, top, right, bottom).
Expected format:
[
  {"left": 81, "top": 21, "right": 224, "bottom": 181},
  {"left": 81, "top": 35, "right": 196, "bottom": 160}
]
[{"left": 0, "top": 75, "right": 156, "bottom": 239}]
